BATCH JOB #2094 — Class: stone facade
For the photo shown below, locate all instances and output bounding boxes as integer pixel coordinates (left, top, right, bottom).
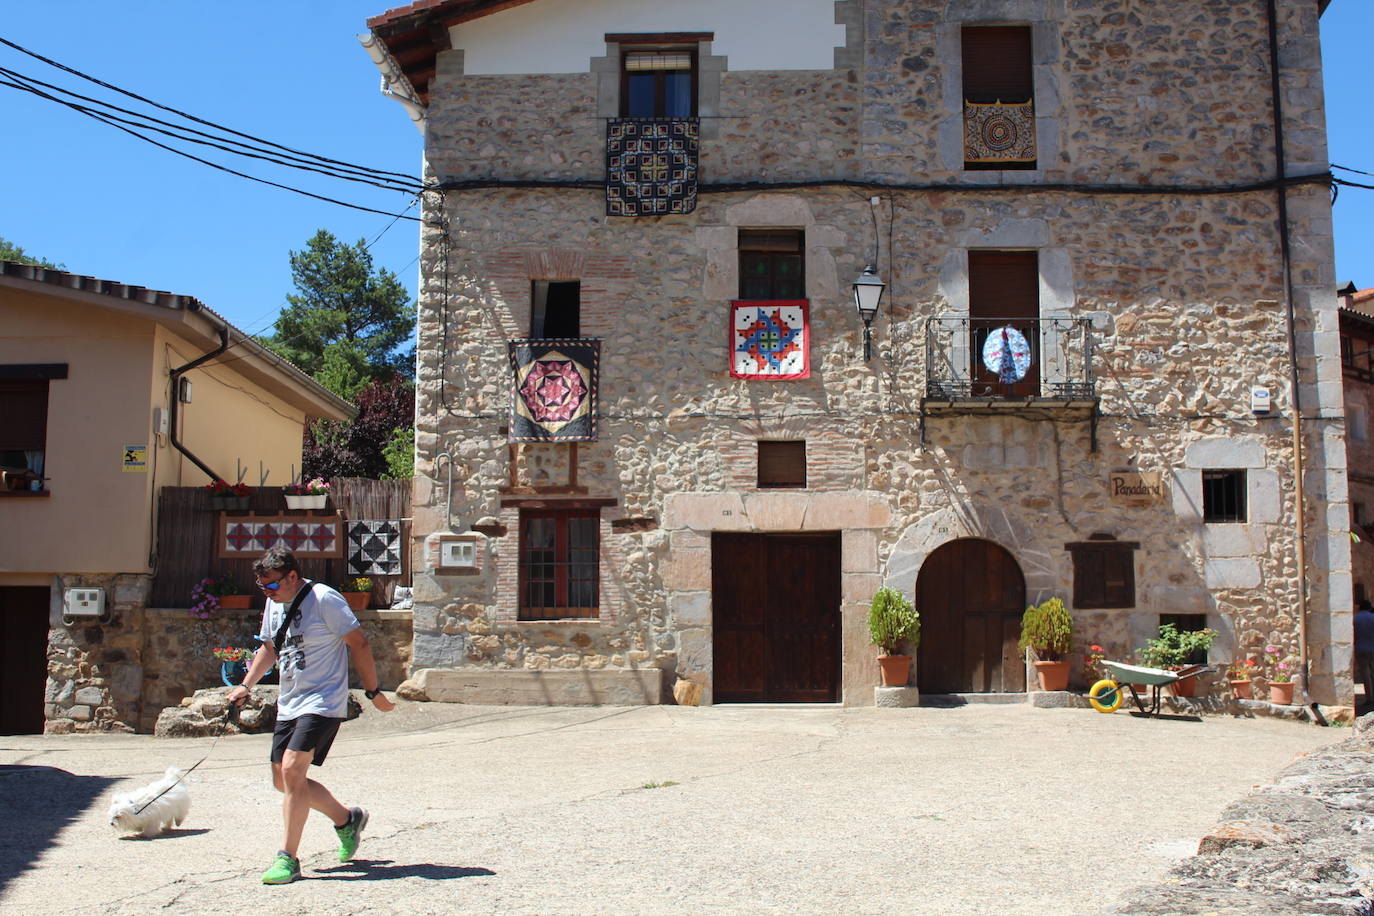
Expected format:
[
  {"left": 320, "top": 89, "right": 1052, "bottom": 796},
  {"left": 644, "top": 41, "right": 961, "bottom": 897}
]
[
  {"left": 396, "top": 0, "right": 1350, "bottom": 705},
  {"left": 42, "top": 574, "right": 413, "bottom": 734}
]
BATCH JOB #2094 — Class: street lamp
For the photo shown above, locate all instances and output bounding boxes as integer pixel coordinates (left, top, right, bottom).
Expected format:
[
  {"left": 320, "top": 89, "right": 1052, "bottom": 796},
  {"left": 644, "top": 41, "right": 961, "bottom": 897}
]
[{"left": 852, "top": 264, "right": 886, "bottom": 361}]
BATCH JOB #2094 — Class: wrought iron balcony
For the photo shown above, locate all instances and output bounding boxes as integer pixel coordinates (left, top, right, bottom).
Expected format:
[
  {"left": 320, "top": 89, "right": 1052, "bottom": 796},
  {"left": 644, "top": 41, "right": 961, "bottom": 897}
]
[{"left": 924, "top": 315, "right": 1096, "bottom": 404}]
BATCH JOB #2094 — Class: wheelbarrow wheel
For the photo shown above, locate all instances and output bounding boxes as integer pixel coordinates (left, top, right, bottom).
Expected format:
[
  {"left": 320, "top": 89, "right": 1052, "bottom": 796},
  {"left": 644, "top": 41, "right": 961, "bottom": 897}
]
[{"left": 1088, "top": 678, "right": 1124, "bottom": 713}]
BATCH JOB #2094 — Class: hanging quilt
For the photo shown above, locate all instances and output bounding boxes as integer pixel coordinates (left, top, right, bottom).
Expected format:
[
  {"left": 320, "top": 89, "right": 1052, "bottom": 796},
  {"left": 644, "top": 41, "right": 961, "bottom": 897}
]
[
  {"left": 981, "top": 325, "right": 1033, "bottom": 384},
  {"left": 963, "top": 101, "right": 1036, "bottom": 164},
  {"left": 218, "top": 515, "right": 342, "bottom": 559},
  {"left": 508, "top": 338, "right": 600, "bottom": 441},
  {"left": 730, "top": 300, "right": 810, "bottom": 380},
  {"left": 606, "top": 118, "right": 699, "bottom": 217},
  {"left": 347, "top": 520, "right": 404, "bottom": 576}
]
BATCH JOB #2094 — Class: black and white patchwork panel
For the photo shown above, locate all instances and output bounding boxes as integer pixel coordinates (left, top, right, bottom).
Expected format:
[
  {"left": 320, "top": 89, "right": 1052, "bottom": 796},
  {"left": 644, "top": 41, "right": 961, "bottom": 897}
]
[{"left": 347, "top": 520, "right": 403, "bottom": 576}]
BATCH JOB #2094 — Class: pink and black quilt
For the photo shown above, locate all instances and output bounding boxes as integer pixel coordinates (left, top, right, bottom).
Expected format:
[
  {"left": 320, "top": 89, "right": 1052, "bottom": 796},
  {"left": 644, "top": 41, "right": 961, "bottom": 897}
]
[{"left": 508, "top": 338, "right": 600, "bottom": 442}]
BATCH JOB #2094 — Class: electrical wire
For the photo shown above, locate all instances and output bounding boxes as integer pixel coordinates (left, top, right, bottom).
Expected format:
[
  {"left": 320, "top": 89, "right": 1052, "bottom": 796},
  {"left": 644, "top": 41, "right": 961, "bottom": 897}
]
[
  {"left": 0, "top": 66, "right": 423, "bottom": 194},
  {"left": 0, "top": 75, "right": 423, "bottom": 221},
  {"left": 0, "top": 35, "right": 420, "bottom": 184}
]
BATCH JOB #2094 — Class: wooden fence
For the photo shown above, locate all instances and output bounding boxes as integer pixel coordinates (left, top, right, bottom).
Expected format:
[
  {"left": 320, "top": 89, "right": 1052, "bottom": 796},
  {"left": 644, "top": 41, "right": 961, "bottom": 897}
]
[{"left": 148, "top": 479, "right": 412, "bottom": 608}]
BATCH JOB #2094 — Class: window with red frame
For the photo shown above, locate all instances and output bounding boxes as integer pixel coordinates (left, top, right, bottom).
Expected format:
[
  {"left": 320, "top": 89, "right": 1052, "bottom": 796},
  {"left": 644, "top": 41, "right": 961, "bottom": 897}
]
[{"left": 519, "top": 509, "right": 600, "bottom": 620}]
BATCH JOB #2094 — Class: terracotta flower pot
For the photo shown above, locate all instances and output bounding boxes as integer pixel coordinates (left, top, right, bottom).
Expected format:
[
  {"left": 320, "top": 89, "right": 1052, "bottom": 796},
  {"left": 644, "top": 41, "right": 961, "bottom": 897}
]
[
  {"left": 1269, "top": 681, "right": 1295, "bottom": 705},
  {"left": 877, "top": 653, "right": 911, "bottom": 687},
  {"left": 343, "top": 591, "right": 369, "bottom": 612},
  {"left": 218, "top": 594, "right": 253, "bottom": 610},
  {"left": 1167, "top": 667, "right": 1197, "bottom": 698},
  {"left": 1033, "top": 660, "right": 1070, "bottom": 691},
  {"left": 1230, "top": 679, "right": 1253, "bottom": 700}
]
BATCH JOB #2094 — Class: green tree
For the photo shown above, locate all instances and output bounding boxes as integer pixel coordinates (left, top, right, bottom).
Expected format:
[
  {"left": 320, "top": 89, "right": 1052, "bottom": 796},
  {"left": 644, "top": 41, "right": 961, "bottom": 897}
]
[
  {"left": 268, "top": 229, "right": 413, "bottom": 388},
  {"left": 0, "top": 237, "right": 64, "bottom": 269}
]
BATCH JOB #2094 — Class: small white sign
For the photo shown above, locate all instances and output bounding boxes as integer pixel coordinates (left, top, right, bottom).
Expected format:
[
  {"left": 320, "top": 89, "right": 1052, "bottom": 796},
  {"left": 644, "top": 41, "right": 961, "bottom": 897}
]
[{"left": 1251, "top": 386, "right": 1272, "bottom": 414}]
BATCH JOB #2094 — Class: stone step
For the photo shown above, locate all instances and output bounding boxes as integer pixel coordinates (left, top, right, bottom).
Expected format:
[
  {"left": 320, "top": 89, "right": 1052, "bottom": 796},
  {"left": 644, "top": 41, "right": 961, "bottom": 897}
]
[{"left": 919, "top": 692, "right": 1026, "bottom": 706}]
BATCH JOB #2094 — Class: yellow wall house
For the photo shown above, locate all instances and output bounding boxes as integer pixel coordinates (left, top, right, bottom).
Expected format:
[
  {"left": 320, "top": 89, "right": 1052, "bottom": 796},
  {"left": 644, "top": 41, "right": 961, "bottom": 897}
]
[{"left": 0, "top": 260, "right": 353, "bottom": 734}]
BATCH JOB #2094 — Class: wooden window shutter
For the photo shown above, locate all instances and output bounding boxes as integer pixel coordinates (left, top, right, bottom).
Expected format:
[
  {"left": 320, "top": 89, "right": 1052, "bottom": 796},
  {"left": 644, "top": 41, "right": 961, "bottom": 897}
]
[
  {"left": 757, "top": 441, "right": 806, "bottom": 488},
  {"left": 1071, "top": 548, "right": 1106, "bottom": 609},
  {"left": 0, "top": 380, "right": 48, "bottom": 451},
  {"left": 1068, "top": 538, "right": 1139, "bottom": 610},
  {"left": 962, "top": 26, "right": 1033, "bottom": 103},
  {"left": 968, "top": 250, "right": 1038, "bottom": 321}
]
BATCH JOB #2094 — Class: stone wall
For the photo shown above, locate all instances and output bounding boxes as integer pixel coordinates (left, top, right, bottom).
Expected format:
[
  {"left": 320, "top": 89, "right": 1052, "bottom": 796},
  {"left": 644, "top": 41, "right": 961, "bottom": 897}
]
[
  {"left": 407, "top": 0, "right": 1349, "bottom": 705},
  {"left": 44, "top": 576, "right": 413, "bottom": 734}
]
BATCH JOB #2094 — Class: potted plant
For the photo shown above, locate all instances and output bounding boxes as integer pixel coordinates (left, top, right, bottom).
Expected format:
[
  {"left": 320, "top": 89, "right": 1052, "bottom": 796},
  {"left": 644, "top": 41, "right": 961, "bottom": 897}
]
[
  {"left": 1140, "top": 623, "right": 1218, "bottom": 697},
  {"left": 1265, "top": 646, "right": 1297, "bottom": 704},
  {"left": 868, "top": 587, "right": 920, "bottom": 687},
  {"left": 1228, "top": 658, "right": 1257, "bottom": 700},
  {"left": 212, "top": 646, "right": 254, "bottom": 686},
  {"left": 1019, "top": 597, "right": 1073, "bottom": 690},
  {"left": 284, "top": 477, "right": 329, "bottom": 510},
  {"left": 340, "top": 576, "right": 372, "bottom": 612},
  {"left": 189, "top": 576, "right": 251, "bottom": 618},
  {"left": 205, "top": 478, "right": 252, "bottom": 510}
]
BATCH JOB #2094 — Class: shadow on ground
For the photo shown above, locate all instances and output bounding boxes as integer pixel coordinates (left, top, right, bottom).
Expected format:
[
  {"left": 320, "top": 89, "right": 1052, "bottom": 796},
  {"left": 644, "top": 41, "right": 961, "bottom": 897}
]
[
  {"left": 0, "top": 765, "right": 116, "bottom": 893},
  {"left": 312, "top": 859, "right": 496, "bottom": 881}
]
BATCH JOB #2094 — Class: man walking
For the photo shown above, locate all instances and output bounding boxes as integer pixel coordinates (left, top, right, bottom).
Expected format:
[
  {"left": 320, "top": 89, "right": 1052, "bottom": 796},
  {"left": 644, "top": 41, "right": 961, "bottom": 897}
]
[
  {"left": 227, "top": 546, "right": 395, "bottom": 885},
  {"left": 1356, "top": 600, "right": 1374, "bottom": 711}
]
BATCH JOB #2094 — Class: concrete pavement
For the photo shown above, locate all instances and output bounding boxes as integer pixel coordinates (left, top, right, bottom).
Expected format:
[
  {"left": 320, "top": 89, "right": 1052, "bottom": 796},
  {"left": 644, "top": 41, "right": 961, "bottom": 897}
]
[{"left": 0, "top": 700, "right": 1345, "bottom": 915}]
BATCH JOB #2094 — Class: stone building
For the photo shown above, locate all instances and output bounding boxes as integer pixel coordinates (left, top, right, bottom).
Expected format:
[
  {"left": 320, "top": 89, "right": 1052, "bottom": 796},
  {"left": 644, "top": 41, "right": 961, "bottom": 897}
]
[
  {"left": 364, "top": 0, "right": 1351, "bottom": 706},
  {"left": 1339, "top": 284, "right": 1374, "bottom": 606}
]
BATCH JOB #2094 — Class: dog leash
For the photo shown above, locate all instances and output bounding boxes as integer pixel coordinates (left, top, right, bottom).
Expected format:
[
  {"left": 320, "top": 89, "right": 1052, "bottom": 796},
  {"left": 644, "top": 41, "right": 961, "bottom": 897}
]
[{"left": 131, "top": 703, "right": 239, "bottom": 815}]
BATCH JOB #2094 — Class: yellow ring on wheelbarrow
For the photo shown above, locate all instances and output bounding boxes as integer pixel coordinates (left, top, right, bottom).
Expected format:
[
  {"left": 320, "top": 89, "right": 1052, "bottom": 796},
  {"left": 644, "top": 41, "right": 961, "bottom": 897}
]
[{"left": 1088, "top": 678, "right": 1123, "bottom": 713}]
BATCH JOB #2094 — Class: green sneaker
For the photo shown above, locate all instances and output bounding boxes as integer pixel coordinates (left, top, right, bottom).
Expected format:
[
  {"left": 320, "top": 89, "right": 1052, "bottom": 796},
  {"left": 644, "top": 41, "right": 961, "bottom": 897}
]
[
  {"left": 335, "top": 807, "right": 368, "bottom": 862},
  {"left": 261, "top": 851, "right": 300, "bottom": 885}
]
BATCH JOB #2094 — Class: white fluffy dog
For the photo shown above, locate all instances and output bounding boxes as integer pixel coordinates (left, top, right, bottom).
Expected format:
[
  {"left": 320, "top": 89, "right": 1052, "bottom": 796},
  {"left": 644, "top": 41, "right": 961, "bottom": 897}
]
[{"left": 108, "top": 767, "right": 191, "bottom": 838}]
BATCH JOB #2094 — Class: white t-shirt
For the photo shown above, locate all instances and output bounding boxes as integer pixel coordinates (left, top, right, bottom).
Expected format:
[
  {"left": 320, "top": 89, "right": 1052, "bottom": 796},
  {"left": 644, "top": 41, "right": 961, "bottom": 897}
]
[{"left": 258, "top": 581, "right": 360, "bottom": 720}]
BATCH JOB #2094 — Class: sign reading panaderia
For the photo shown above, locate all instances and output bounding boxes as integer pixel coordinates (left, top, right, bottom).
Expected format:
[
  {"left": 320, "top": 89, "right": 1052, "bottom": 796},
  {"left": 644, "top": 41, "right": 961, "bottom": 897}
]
[{"left": 1109, "top": 471, "right": 1163, "bottom": 506}]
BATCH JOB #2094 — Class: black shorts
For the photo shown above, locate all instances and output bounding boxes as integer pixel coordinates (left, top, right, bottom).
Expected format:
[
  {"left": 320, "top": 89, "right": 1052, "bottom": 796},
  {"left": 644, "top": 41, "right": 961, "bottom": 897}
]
[{"left": 270, "top": 714, "right": 344, "bottom": 766}]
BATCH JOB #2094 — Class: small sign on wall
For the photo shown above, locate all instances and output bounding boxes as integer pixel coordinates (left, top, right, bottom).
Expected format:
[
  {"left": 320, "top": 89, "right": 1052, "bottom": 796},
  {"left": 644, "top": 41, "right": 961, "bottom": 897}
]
[
  {"left": 122, "top": 445, "right": 148, "bottom": 472},
  {"left": 1109, "top": 471, "right": 1163, "bottom": 506}
]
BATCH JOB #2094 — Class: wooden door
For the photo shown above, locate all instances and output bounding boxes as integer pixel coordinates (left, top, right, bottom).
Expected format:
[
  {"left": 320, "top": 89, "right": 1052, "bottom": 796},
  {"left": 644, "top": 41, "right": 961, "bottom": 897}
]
[
  {"left": 1, "top": 587, "right": 52, "bottom": 734},
  {"left": 712, "top": 532, "right": 841, "bottom": 702},
  {"left": 969, "top": 250, "right": 1039, "bottom": 397},
  {"left": 915, "top": 539, "right": 1026, "bottom": 693}
]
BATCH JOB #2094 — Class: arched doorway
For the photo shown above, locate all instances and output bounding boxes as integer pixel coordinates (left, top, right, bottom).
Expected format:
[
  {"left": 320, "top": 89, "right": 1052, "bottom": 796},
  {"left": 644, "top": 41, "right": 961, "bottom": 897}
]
[{"left": 914, "top": 538, "right": 1027, "bottom": 693}]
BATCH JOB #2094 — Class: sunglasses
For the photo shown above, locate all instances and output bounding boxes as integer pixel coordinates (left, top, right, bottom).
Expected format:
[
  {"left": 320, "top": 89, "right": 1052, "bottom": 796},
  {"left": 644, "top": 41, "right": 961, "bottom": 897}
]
[{"left": 256, "top": 577, "right": 284, "bottom": 592}]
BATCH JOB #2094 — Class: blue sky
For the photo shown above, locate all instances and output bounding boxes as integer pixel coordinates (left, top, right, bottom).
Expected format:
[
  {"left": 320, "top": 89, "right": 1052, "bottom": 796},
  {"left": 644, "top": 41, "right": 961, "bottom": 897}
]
[{"left": 0, "top": 0, "right": 1371, "bottom": 340}]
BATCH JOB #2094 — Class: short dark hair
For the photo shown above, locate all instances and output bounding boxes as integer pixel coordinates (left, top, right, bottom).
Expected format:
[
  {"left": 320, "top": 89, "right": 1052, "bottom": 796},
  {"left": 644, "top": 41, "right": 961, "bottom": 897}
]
[{"left": 253, "top": 546, "right": 299, "bottom": 578}]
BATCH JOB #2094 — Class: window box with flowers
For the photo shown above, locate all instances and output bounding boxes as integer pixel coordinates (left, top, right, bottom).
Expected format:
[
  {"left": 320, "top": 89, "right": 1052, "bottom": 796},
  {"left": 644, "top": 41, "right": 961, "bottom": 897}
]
[
  {"left": 205, "top": 479, "right": 252, "bottom": 510},
  {"left": 284, "top": 477, "right": 329, "bottom": 510},
  {"left": 340, "top": 576, "right": 371, "bottom": 611},
  {"left": 190, "top": 576, "right": 252, "bottom": 617}
]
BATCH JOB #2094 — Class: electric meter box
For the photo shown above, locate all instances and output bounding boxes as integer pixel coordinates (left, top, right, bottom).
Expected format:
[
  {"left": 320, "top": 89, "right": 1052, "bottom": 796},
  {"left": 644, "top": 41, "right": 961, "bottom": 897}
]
[
  {"left": 64, "top": 587, "right": 105, "bottom": 617},
  {"left": 1251, "top": 386, "right": 1272, "bottom": 415}
]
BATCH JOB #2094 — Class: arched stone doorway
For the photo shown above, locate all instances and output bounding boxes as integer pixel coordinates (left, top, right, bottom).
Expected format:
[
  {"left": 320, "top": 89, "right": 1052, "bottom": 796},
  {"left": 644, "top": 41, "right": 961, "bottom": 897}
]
[{"left": 915, "top": 538, "right": 1027, "bottom": 693}]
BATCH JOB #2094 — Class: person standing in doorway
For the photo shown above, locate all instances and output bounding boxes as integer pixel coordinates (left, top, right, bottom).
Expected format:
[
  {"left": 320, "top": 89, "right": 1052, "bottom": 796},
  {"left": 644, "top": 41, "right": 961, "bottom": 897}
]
[
  {"left": 1355, "top": 600, "right": 1374, "bottom": 711},
  {"left": 227, "top": 546, "right": 395, "bottom": 885}
]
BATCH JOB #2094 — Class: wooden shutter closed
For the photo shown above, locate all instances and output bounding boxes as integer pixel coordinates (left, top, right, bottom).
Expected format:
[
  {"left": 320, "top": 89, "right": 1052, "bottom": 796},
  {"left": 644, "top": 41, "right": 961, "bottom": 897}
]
[
  {"left": 968, "top": 250, "right": 1038, "bottom": 321},
  {"left": 0, "top": 381, "right": 48, "bottom": 451},
  {"left": 757, "top": 441, "right": 806, "bottom": 488},
  {"left": 962, "top": 26, "right": 1033, "bottom": 103}
]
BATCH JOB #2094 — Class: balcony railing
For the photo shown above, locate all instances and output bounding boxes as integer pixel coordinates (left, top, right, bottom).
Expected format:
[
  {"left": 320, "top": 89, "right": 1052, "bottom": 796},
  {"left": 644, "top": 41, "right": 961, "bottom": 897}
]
[{"left": 924, "top": 316, "right": 1095, "bottom": 402}]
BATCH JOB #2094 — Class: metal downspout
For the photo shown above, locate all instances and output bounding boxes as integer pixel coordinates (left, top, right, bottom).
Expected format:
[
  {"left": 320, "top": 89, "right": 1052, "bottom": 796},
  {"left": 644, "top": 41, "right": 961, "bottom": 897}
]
[
  {"left": 1266, "top": 0, "right": 1310, "bottom": 699},
  {"left": 168, "top": 319, "right": 229, "bottom": 483}
]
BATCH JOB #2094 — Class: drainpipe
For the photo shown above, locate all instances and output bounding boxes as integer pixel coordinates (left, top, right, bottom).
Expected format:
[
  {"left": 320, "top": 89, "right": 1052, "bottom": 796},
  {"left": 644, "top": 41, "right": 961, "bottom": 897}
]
[
  {"left": 359, "top": 33, "right": 427, "bottom": 133},
  {"left": 1265, "top": 0, "right": 1310, "bottom": 699},
  {"left": 168, "top": 310, "right": 229, "bottom": 484}
]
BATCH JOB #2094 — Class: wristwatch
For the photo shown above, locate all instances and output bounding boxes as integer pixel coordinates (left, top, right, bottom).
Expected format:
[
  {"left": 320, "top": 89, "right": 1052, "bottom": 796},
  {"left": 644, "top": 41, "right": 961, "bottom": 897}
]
[{"left": 365, "top": 687, "right": 384, "bottom": 699}]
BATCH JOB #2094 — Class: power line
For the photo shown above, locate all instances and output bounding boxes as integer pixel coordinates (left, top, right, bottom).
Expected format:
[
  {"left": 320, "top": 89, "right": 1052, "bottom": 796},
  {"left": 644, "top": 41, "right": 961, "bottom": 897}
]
[
  {"left": 0, "top": 76, "right": 423, "bottom": 221},
  {"left": 0, "top": 35, "right": 420, "bottom": 184},
  {"left": 0, "top": 65, "right": 424, "bottom": 194}
]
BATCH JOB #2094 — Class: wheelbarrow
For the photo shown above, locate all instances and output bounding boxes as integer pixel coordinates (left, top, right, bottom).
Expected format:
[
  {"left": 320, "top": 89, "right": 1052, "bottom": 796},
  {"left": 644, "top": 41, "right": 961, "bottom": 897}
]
[{"left": 1087, "top": 660, "right": 1212, "bottom": 717}]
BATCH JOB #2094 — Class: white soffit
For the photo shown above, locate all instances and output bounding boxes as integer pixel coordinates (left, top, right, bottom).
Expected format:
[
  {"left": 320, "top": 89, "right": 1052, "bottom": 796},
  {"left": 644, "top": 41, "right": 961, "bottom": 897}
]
[{"left": 452, "top": 0, "right": 846, "bottom": 74}]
